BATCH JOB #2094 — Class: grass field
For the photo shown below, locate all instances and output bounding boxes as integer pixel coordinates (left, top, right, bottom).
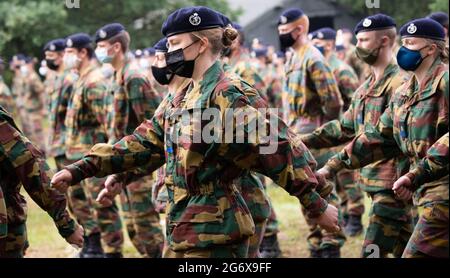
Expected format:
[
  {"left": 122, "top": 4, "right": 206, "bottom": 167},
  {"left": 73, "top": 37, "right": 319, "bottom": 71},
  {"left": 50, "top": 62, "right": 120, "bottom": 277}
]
[{"left": 23, "top": 179, "right": 369, "bottom": 258}]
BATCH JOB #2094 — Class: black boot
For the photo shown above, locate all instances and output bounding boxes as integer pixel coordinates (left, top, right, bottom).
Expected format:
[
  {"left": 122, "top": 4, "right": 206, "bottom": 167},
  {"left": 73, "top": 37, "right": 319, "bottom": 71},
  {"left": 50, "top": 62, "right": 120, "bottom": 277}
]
[
  {"left": 79, "top": 233, "right": 104, "bottom": 258},
  {"left": 259, "top": 234, "right": 282, "bottom": 258},
  {"left": 104, "top": 252, "right": 123, "bottom": 258},
  {"left": 309, "top": 249, "right": 322, "bottom": 258},
  {"left": 344, "top": 215, "right": 363, "bottom": 237},
  {"left": 321, "top": 246, "right": 341, "bottom": 258}
]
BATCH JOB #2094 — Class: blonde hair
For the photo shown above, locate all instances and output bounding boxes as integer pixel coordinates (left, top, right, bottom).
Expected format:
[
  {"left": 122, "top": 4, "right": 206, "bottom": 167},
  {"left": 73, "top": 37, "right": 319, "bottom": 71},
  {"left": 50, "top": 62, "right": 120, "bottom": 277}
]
[
  {"left": 425, "top": 38, "right": 449, "bottom": 64},
  {"left": 190, "top": 26, "right": 238, "bottom": 55},
  {"left": 376, "top": 27, "right": 397, "bottom": 47}
]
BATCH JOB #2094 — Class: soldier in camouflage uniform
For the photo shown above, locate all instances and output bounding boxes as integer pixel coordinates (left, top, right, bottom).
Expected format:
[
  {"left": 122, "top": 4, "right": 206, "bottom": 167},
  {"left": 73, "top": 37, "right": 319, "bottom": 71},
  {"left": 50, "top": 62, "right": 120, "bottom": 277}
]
[
  {"left": 220, "top": 20, "right": 281, "bottom": 258},
  {"left": 94, "top": 23, "right": 164, "bottom": 258},
  {"left": 11, "top": 56, "right": 46, "bottom": 153},
  {"left": 318, "top": 18, "right": 448, "bottom": 258},
  {"left": 0, "top": 59, "right": 16, "bottom": 116},
  {"left": 303, "top": 14, "right": 414, "bottom": 258},
  {"left": 62, "top": 33, "right": 124, "bottom": 258},
  {"left": 310, "top": 27, "right": 364, "bottom": 236},
  {"left": 43, "top": 38, "right": 103, "bottom": 258},
  {"left": 278, "top": 8, "right": 346, "bottom": 258},
  {"left": 52, "top": 6, "right": 339, "bottom": 259},
  {"left": 0, "top": 106, "right": 84, "bottom": 258}
]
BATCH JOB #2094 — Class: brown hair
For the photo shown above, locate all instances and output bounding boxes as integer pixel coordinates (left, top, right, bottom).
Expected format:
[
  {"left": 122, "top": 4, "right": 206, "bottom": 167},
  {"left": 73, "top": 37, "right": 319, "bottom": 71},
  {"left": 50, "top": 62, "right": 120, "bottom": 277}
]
[
  {"left": 190, "top": 26, "right": 238, "bottom": 55},
  {"left": 107, "top": 31, "right": 131, "bottom": 54},
  {"left": 426, "top": 38, "right": 449, "bottom": 64}
]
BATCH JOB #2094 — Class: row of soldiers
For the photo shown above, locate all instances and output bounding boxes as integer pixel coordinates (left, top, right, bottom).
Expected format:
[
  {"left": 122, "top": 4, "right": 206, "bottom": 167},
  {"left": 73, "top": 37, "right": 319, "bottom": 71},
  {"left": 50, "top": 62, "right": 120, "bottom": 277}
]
[{"left": 1, "top": 5, "right": 449, "bottom": 258}]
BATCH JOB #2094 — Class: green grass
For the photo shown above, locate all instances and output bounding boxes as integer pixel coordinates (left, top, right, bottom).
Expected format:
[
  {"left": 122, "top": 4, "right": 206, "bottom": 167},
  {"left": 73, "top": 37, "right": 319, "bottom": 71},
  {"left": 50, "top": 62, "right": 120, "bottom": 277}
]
[{"left": 23, "top": 174, "right": 370, "bottom": 258}]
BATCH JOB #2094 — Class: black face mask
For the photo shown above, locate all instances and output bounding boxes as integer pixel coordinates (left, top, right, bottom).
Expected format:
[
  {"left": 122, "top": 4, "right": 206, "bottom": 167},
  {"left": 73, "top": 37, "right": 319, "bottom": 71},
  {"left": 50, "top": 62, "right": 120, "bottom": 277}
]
[
  {"left": 165, "top": 40, "right": 201, "bottom": 78},
  {"left": 151, "top": 65, "right": 174, "bottom": 85},
  {"left": 279, "top": 29, "right": 298, "bottom": 49},
  {"left": 46, "top": 59, "right": 60, "bottom": 71}
]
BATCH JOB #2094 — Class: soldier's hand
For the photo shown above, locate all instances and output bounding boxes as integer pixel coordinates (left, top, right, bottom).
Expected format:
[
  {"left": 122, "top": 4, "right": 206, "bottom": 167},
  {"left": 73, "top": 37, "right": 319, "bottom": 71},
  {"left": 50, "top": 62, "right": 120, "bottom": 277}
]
[
  {"left": 315, "top": 204, "right": 340, "bottom": 233},
  {"left": 104, "top": 175, "right": 123, "bottom": 196},
  {"left": 96, "top": 175, "right": 123, "bottom": 207},
  {"left": 393, "top": 176, "right": 413, "bottom": 201},
  {"left": 316, "top": 165, "right": 333, "bottom": 180},
  {"left": 65, "top": 223, "right": 84, "bottom": 249},
  {"left": 51, "top": 169, "right": 73, "bottom": 193}
]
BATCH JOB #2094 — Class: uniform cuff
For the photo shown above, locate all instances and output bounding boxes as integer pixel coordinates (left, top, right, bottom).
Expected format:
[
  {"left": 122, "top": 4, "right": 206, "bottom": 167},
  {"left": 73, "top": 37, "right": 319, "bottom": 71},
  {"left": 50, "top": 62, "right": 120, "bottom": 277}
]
[
  {"left": 298, "top": 190, "right": 328, "bottom": 218},
  {"left": 54, "top": 214, "right": 76, "bottom": 238}
]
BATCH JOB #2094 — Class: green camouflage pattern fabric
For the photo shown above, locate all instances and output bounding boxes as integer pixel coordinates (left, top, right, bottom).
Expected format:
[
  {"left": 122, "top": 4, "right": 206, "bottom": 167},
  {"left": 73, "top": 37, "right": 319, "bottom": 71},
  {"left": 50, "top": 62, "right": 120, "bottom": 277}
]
[
  {"left": 363, "top": 191, "right": 413, "bottom": 257},
  {"left": 326, "top": 53, "right": 360, "bottom": 111},
  {"left": 65, "top": 62, "right": 124, "bottom": 254},
  {"left": 65, "top": 62, "right": 109, "bottom": 160},
  {"left": 0, "top": 107, "right": 75, "bottom": 257},
  {"left": 402, "top": 202, "right": 448, "bottom": 258},
  {"left": 105, "top": 59, "right": 163, "bottom": 257},
  {"left": 344, "top": 44, "right": 371, "bottom": 83},
  {"left": 326, "top": 58, "right": 448, "bottom": 258},
  {"left": 261, "top": 64, "right": 283, "bottom": 110},
  {"left": 327, "top": 58, "right": 448, "bottom": 206},
  {"left": 0, "top": 77, "right": 16, "bottom": 117},
  {"left": 405, "top": 132, "right": 449, "bottom": 189},
  {"left": 11, "top": 70, "right": 46, "bottom": 152},
  {"left": 46, "top": 70, "right": 76, "bottom": 157},
  {"left": 64, "top": 61, "right": 329, "bottom": 257},
  {"left": 282, "top": 43, "right": 343, "bottom": 134},
  {"left": 302, "top": 61, "right": 410, "bottom": 193},
  {"left": 228, "top": 49, "right": 268, "bottom": 102}
]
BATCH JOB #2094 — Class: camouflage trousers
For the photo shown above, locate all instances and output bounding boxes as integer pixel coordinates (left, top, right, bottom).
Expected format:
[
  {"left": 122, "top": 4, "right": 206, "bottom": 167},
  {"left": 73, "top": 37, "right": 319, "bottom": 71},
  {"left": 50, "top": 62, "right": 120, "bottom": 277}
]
[
  {"left": 163, "top": 238, "right": 250, "bottom": 258},
  {"left": 336, "top": 170, "right": 365, "bottom": 218},
  {"left": 239, "top": 173, "right": 272, "bottom": 258},
  {"left": 0, "top": 223, "right": 28, "bottom": 258},
  {"left": 362, "top": 191, "right": 413, "bottom": 258},
  {"left": 302, "top": 148, "right": 347, "bottom": 252},
  {"left": 63, "top": 157, "right": 124, "bottom": 254},
  {"left": 55, "top": 156, "right": 100, "bottom": 237},
  {"left": 120, "top": 175, "right": 164, "bottom": 258},
  {"left": 18, "top": 108, "right": 45, "bottom": 152},
  {"left": 403, "top": 202, "right": 449, "bottom": 258}
]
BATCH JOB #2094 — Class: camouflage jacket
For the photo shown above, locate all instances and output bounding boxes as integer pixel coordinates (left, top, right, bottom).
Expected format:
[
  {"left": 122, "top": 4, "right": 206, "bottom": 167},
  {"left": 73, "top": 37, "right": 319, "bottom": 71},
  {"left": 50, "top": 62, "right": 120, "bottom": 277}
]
[
  {"left": 21, "top": 70, "right": 45, "bottom": 113},
  {"left": 105, "top": 59, "right": 162, "bottom": 144},
  {"left": 65, "top": 61, "right": 327, "bottom": 251},
  {"left": 327, "top": 53, "right": 359, "bottom": 112},
  {"left": 0, "top": 77, "right": 15, "bottom": 116},
  {"left": 0, "top": 107, "right": 75, "bottom": 238},
  {"left": 302, "top": 61, "right": 409, "bottom": 192},
  {"left": 327, "top": 58, "right": 448, "bottom": 205},
  {"left": 282, "top": 43, "right": 343, "bottom": 134},
  {"left": 228, "top": 49, "right": 268, "bottom": 102},
  {"left": 47, "top": 70, "right": 76, "bottom": 158},
  {"left": 261, "top": 64, "right": 283, "bottom": 111},
  {"left": 65, "top": 62, "right": 109, "bottom": 160},
  {"left": 405, "top": 132, "right": 449, "bottom": 190}
]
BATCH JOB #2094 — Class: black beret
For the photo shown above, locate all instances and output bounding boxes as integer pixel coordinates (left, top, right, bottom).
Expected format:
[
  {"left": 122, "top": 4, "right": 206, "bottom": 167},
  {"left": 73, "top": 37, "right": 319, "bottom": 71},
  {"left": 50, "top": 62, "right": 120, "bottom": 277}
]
[
  {"left": 354, "top": 13, "right": 396, "bottom": 35},
  {"left": 143, "top": 47, "right": 156, "bottom": 56},
  {"left": 314, "top": 27, "right": 336, "bottom": 40},
  {"left": 428, "top": 12, "right": 449, "bottom": 28},
  {"left": 161, "top": 6, "right": 226, "bottom": 37},
  {"left": 44, "top": 39, "right": 66, "bottom": 53},
  {"left": 400, "top": 18, "right": 445, "bottom": 41},
  {"left": 278, "top": 8, "right": 305, "bottom": 25},
  {"left": 252, "top": 47, "right": 268, "bottom": 58},
  {"left": 153, "top": 38, "right": 168, "bottom": 53},
  {"left": 65, "top": 33, "right": 92, "bottom": 49},
  {"left": 94, "top": 23, "right": 126, "bottom": 43}
]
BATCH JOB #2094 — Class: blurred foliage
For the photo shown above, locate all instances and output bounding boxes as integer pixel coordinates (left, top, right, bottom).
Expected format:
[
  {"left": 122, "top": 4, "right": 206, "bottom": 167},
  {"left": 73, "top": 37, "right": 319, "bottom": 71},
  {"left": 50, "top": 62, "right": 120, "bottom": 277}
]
[{"left": 337, "top": 0, "right": 448, "bottom": 27}]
